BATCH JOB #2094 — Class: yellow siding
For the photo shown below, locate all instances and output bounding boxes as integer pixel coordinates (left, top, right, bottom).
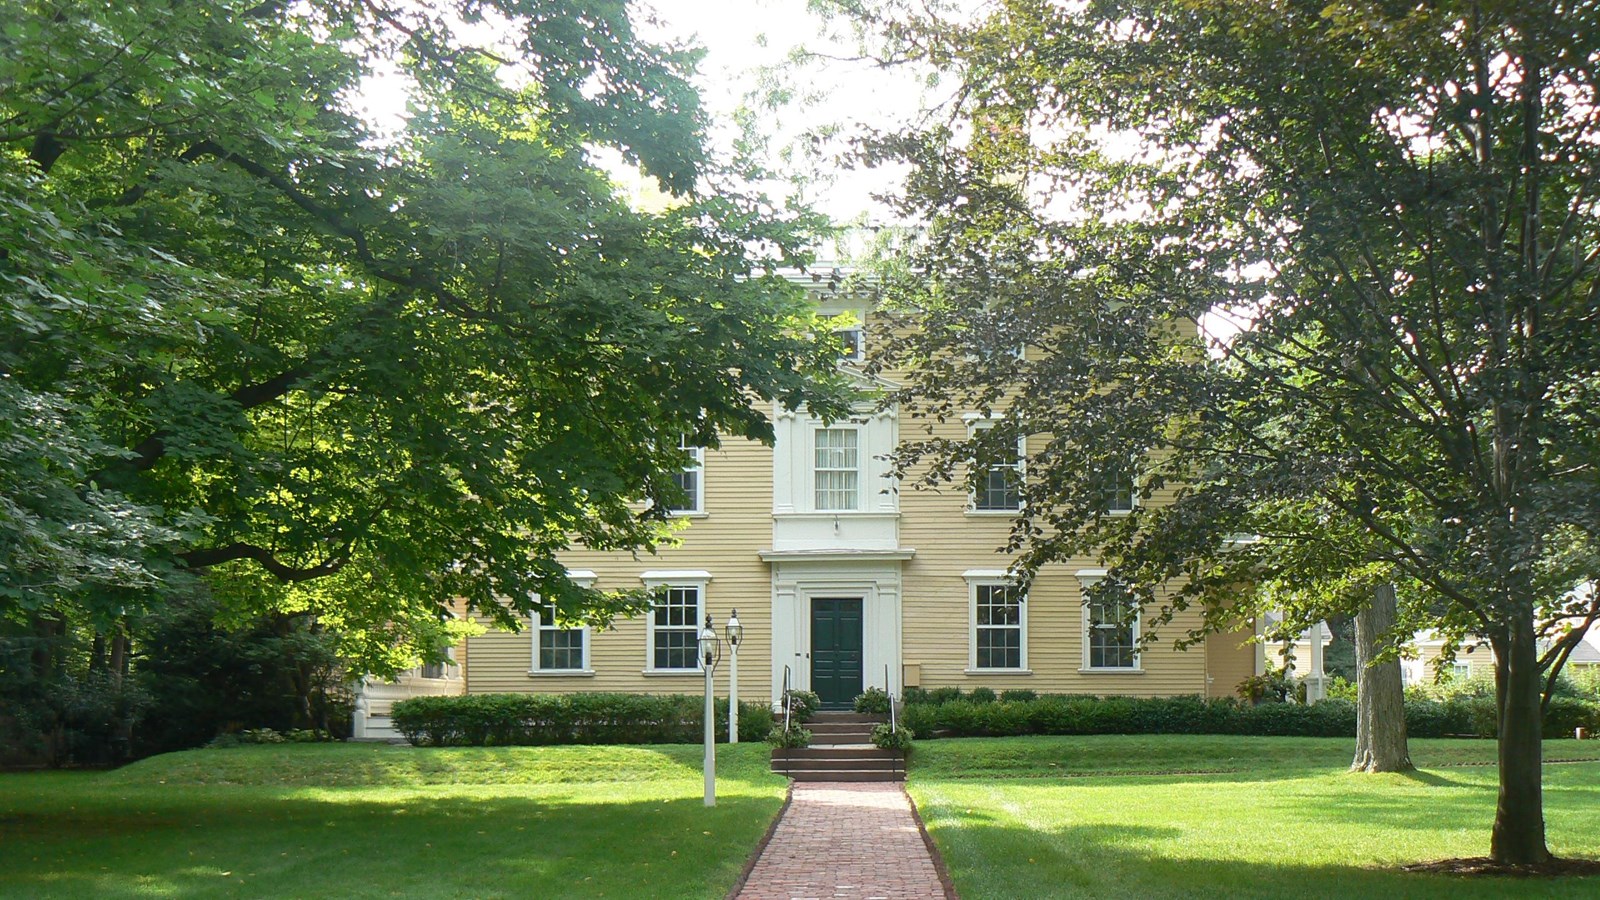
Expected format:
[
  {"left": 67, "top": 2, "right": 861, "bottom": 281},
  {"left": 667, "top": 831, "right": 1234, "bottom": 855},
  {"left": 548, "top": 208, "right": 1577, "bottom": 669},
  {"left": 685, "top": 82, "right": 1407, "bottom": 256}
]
[
  {"left": 896, "top": 418, "right": 1214, "bottom": 697},
  {"left": 466, "top": 436, "right": 776, "bottom": 698},
  {"left": 1205, "top": 625, "right": 1257, "bottom": 698},
  {"left": 461, "top": 306, "right": 1239, "bottom": 701}
]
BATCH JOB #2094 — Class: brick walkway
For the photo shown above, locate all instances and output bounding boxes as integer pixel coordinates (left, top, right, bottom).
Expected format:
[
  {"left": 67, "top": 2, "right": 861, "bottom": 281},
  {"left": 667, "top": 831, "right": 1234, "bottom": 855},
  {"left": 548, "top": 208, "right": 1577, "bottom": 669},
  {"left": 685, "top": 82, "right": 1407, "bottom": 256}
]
[{"left": 736, "top": 782, "right": 951, "bottom": 900}]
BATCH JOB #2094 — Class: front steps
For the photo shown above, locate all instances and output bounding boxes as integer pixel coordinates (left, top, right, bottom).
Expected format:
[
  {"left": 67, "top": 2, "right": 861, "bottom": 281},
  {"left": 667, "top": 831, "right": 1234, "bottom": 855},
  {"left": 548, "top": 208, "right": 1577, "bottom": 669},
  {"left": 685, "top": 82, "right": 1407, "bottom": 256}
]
[{"left": 771, "top": 711, "right": 906, "bottom": 782}]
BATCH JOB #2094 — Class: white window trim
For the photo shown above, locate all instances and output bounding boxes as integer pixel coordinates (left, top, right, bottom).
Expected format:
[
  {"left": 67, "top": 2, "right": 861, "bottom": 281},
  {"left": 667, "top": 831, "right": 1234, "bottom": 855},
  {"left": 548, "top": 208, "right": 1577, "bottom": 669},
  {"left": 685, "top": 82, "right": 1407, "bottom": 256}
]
[
  {"left": 836, "top": 324, "right": 865, "bottom": 364},
  {"left": 1077, "top": 568, "right": 1143, "bottom": 673},
  {"left": 964, "top": 570, "right": 1029, "bottom": 673},
  {"left": 812, "top": 426, "right": 863, "bottom": 512},
  {"left": 669, "top": 438, "right": 705, "bottom": 516},
  {"left": 641, "top": 571, "right": 711, "bottom": 675},
  {"left": 1096, "top": 458, "right": 1139, "bottom": 517},
  {"left": 529, "top": 570, "right": 596, "bottom": 676},
  {"left": 963, "top": 415, "right": 1025, "bottom": 515}
]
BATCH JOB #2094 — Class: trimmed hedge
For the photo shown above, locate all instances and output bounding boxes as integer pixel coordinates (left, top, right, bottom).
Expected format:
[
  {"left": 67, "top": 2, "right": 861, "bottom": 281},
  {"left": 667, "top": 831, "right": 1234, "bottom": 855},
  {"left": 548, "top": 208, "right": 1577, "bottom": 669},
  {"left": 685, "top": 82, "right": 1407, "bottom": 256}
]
[
  {"left": 391, "top": 693, "right": 775, "bottom": 747},
  {"left": 899, "top": 693, "right": 1600, "bottom": 741}
]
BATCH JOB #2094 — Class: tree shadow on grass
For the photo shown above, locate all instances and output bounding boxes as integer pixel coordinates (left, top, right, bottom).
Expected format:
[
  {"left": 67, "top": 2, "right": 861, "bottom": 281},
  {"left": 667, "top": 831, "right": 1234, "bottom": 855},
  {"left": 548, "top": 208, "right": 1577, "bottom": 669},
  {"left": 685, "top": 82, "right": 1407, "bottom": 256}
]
[
  {"left": 0, "top": 784, "right": 783, "bottom": 899},
  {"left": 926, "top": 819, "right": 1600, "bottom": 900}
]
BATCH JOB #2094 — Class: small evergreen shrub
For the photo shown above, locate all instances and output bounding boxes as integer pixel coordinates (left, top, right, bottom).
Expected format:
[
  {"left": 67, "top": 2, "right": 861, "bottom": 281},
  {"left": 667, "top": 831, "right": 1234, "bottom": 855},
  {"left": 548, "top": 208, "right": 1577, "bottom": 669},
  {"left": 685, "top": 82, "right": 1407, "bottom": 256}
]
[
  {"left": 871, "top": 722, "right": 914, "bottom": 752},
  {"left": 999, "top": 689, "right": 1037, "bottom": 703},
  {"left": 391, "top": 693, "right": 774, "bottom": 747},
  {"left": 896, "top": 692, "right": 1600, "bottom": 741},
  {"left": 854, "top": 687, "right": 891, "bottom": 715},
  {"left": 782, "top": 689, "right": 821, "bottom": 722},
  {"left": 968, "top": 686, "right": 998, "bottom": 704},
  {"left": 767, "top": 723, "right": 812, "bottom": 748}
]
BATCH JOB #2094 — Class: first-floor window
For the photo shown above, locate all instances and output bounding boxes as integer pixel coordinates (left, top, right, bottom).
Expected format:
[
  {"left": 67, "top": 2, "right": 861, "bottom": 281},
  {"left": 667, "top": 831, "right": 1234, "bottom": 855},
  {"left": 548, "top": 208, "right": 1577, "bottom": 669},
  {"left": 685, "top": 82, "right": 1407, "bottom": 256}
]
[
  {"left": 973, "top": 584, "right": 1025, "bottom": 669},
  {"left": 1086, "top": 583, "right": 1139, "bottom": 669},
  {"left": 1447, "top": 661, "right": 1472, "bottom": 680},
  {"left": 652, "top": 585, "right": 703, "bottom": 670},
  {"left": 535, "top": 608, "right": 588, "bottom": 672}
]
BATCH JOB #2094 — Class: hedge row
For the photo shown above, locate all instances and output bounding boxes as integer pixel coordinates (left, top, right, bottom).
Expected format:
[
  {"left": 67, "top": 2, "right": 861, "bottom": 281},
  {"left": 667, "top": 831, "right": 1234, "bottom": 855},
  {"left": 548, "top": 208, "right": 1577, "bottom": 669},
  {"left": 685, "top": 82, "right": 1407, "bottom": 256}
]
[
  {"left": 391, "top": 693, "right": 775, "bottom": 747},
  {"left": 900, "top": 694, "right": 1600, "bottom": 741}
]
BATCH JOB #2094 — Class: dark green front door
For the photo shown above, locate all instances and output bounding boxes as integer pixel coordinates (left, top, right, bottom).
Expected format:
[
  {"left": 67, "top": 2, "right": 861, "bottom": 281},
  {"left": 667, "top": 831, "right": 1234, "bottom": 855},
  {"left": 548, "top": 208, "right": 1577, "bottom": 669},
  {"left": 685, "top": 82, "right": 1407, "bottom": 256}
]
[{"left": 811, "top": 598, "right": 864, "bottom": 709}]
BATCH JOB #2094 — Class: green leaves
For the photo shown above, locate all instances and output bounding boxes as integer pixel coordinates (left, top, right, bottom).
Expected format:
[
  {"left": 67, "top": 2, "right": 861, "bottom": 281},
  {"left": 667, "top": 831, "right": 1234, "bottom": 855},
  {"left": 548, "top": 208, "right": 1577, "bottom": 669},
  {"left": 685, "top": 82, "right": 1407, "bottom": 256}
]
[{"left": 0, "top": 0, "right": 848, "bottom": 665}]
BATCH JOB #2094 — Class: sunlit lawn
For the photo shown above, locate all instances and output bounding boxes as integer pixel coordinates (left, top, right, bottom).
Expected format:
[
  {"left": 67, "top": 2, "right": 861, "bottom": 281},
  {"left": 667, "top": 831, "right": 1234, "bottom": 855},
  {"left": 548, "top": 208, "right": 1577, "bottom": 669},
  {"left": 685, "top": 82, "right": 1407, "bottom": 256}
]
[
  {"left": 0, "top": 742, "right": 786, "bottom": 899},
  {"left": 908, "top": 736, "right": 1600, "bottom": 899}
]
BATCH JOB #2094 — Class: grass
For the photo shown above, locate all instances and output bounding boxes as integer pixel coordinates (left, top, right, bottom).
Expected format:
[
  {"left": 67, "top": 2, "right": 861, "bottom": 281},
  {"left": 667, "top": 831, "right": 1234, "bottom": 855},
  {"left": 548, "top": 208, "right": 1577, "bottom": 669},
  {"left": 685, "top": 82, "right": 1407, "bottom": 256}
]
[
  {"left": 907, "top": 735, "right": 1600, "bottom": 899},
  {"left": 0, "top": 742, "right": 786, "bottom": 899}
]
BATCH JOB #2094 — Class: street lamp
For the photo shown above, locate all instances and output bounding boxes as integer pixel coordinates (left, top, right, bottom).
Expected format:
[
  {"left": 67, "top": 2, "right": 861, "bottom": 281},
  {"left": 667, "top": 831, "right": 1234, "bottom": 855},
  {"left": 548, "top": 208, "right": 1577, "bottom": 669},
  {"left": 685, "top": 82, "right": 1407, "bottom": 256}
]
[
  {"left": 698, "top": 614, "right": 722, "bottom": 807},
  {"left": 725, "top": 610, "right": 744, "bottom": 744}
]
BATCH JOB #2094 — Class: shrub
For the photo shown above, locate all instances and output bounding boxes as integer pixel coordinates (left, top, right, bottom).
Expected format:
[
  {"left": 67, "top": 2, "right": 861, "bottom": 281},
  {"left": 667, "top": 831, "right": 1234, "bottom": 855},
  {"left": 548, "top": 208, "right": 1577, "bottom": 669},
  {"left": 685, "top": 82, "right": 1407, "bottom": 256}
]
[
  {"left": 782, "top": 689, "right": 821, "bottom": 722},
  {"left": 999, "top": 689, "right": 1037, "bottom": 703},
  {"left": 897, "top": 693, "right": 1600, "bottom": 741},
  {"left": 871, "top": 722, "right": 914, "bottom": 752},
  {"left": 854, "top": 687, "right": 891, "bottom": 715},
  {"left": 390, "top": 693, "right": 773, "bottom": 747},
  {"left": 968, "top": 686, "right": 998, "bottom": 704},
  {"left": 901, "top": 703, "right": 939, "bottom": 738},
  {"left": 767, "top": 723, "right": 812, "bottom": 748},
  {"left": 1325, "top": 676, "right": 1357, "bottom": 702},
  {"left": 924, "top": 686, "right": 964, "bottom": 706}
]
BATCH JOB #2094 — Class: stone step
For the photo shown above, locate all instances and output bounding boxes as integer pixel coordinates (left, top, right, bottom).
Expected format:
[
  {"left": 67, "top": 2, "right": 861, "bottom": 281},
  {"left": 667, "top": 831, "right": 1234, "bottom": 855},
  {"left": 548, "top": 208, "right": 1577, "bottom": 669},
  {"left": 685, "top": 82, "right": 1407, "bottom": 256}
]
[
  {"left": 772, "top": 745, "right": 894, "bottom": 759},
  {"left": 805, "top": 711, "right": 885, "bottom": 724},
  {"left": 807, "top": 722, "right": 878, "bottom": 735},
  {"left": 774, "top": 757, "right": 905, "bottom": 772},
  {"left": 787, "top": 769, "right": 905, "bottom": 783}
]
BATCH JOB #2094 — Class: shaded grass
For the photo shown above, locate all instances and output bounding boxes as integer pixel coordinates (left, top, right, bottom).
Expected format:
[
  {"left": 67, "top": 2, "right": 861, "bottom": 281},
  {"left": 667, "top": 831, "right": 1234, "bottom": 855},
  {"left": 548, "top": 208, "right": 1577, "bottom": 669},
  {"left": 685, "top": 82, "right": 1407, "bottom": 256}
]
[
  {"left": 0, "top": 742, "right": 785, "bottom": 899},
  {"left": 908, "top": 735, "right": 1600, "bottom": 899}
]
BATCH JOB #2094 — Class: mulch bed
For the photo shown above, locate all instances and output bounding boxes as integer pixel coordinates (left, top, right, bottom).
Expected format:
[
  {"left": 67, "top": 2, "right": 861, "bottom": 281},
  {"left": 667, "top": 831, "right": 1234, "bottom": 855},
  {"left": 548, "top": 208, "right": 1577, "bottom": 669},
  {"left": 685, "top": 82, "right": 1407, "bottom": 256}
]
[{"left": 1401, "top": 857, "right": 1600, "bottom": 878}]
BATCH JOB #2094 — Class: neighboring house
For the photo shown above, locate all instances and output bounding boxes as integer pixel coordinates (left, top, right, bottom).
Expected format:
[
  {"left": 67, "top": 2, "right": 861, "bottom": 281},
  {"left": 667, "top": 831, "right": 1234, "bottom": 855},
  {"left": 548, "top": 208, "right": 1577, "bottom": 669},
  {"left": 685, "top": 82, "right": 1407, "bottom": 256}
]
[{"left": 355, "top": 265, "right": 1258, "bottom": 734}]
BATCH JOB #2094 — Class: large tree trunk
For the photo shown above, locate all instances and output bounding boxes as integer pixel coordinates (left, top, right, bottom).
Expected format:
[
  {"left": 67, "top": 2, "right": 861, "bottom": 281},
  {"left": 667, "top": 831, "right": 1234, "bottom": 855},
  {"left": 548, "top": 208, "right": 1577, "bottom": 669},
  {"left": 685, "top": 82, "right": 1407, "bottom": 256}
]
[
  {"left": 1351, "top": 583, "right": 1412, "bottom": 773},
  {"left": 1489, "top": 611, "right": 1550, "bottom": 865}
]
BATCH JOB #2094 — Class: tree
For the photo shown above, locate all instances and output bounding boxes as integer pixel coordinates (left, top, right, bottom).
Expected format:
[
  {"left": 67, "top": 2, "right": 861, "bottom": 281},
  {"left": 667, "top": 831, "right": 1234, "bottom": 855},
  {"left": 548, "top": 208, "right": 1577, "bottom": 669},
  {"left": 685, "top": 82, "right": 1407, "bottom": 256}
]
[
  {"left": 847, "top": 0, "right": 1600, "bottom": 867},
  {"left": 0, "top": 0, "right": 849, "bottom": 669},
  {"left": 1352, "top": 584, "right": 1411, "bottom": 773}
]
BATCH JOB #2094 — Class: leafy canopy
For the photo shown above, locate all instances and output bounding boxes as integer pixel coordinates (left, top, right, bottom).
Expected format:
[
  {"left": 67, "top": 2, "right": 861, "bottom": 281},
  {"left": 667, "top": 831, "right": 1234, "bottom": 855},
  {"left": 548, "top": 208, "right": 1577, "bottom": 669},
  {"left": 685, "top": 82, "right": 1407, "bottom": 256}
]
[{"left": 0, "top": 0, "right": 850, "bottom": 668}]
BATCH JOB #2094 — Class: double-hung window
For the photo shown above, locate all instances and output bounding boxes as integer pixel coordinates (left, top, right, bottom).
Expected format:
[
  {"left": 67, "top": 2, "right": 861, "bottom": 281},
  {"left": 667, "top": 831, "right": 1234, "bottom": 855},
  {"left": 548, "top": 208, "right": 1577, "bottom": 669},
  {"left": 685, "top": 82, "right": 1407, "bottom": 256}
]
[
  {"left": 974, "top": 438, "right": 1024, "bottom": 511},
  {"left": 534, "top": 608, "right": 589, "bottom": 672},
  {"left": 1093, "top": 459, "right": 1137, "bottom": 514},
  {"left": 670, "top": 435, "right": 704, "bottom": 515},
  {"left": 1080, "top": 570, "right": 1139, "bottom": 670},
  {"left": 964, "top": 415, "right": 1024, "bottom": 512},
  {"left": 972, "top": 583, "right": 1026, "bottom": 670},
  {"left": 530, "top": 571, "right": 595, "bottom": 674},
  {"left": 814, "top": 428, "right": 860, "bottom": 511},
  {"left": 641, "top": 571, "right": 710, "bottom": 673}
]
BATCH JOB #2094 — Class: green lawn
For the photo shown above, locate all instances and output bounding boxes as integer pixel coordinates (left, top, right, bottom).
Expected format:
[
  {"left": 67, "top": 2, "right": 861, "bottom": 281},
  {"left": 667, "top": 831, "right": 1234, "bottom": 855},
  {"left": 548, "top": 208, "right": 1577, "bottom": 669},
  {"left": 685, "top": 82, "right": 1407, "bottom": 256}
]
[
  {"left": 0, "top": 742, "right": 786, "bottom": 899},
  {"left": 908, "top": 736, "right": 1600, "bottom": 899}
]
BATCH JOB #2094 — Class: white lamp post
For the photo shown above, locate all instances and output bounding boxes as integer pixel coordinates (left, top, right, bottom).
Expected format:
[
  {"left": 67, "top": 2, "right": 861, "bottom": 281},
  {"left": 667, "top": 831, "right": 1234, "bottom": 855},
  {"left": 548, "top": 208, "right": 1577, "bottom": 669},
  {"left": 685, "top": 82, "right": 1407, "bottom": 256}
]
[
  {"left": 725, "top": 610, "right": 743, "bottom": 744},
  {"left": 698, "top": 614, "right": 722, "bottom": 807}
]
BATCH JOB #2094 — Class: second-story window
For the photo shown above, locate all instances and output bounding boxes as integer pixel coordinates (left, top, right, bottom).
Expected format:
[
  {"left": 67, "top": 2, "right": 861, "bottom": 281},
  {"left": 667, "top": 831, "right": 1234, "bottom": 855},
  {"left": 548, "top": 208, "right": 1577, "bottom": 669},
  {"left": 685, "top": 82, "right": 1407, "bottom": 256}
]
[
  {"left": 814, "top": 428, "right": 860, "bottom": 511},
  {"left": 974, "top": 437, "right": 1024, "bottom": 511},
  {"left": 1093, "top": 459, "right": 1136, "bottom": 514},
  {"left": 670, "top": 435, "right": 704, "bottom": 514}
]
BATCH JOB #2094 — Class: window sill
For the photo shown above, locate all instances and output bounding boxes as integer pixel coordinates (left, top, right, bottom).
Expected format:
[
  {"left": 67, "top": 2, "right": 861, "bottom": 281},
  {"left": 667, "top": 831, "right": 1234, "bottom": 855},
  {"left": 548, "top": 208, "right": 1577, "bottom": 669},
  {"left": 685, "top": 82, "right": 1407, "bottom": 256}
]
[
  {"left": 1078, "top": 667, "right": 1144, "bottom": 674},
  {"left": 642, "top": 669, "right": 703, "bottom": 677},
  {"left": 964, "top": 668, "right": 1033, "bottom": 676},
  {"left": 965, "top": 509, "right": 1021, "bottom": 517},
  {"left": 670, "top": 512, "right": 709, "bottom": 520},
  {"left": 528, "top": 669, "right": 595, "bottom": 678}
]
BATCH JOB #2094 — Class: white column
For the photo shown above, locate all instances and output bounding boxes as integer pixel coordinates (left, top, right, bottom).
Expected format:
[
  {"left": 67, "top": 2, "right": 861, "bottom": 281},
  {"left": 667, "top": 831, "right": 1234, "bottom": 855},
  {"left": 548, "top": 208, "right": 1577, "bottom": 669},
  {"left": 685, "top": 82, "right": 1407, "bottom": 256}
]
[{"left": 1306, "top": 621, "right": 1327, "bottom": 703}]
